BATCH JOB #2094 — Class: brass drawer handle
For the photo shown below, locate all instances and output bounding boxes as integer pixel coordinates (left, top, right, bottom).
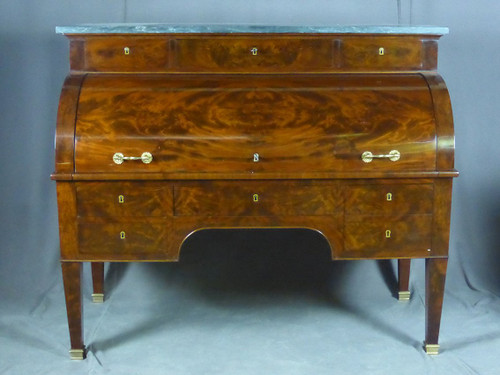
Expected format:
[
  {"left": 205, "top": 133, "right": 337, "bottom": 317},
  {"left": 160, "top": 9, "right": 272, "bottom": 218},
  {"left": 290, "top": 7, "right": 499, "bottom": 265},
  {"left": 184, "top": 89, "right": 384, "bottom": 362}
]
[
  {"left": 113, "top": 152, "right": 153, "bottom": 165},
  {"left": 361, "top": 150, "right": 400, "bottom": 163}
]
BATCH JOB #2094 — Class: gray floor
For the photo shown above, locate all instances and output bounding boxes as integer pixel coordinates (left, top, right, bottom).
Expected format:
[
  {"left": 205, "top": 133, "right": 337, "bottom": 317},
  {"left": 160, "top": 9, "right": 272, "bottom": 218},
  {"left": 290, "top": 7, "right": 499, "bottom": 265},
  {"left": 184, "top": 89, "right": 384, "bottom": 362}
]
[{"left": 1, "top": 230, "right": 500, "bottom": 375}]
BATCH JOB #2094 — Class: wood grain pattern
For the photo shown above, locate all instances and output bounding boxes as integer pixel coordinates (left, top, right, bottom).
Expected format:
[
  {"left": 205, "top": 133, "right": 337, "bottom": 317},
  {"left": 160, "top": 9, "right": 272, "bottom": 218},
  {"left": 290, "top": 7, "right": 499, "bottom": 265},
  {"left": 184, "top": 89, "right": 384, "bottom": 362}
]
[
  {"left": 71, "top": 37, "right": 170, "bottom": 72},
  {"left": 345, "top": 184, "right": 434, "bottom": 215},
  {"left": 173, "top": 37, "right": 333, "bottom": 72},
  {"left": 57, "top": 182, "right": 79, "bottom": 260},
  {"left": 54, "top": 31, "right": 456, "bottom": 356},
  {"left": 74, "top": 74, "right": 437, "bottom": 175},
  {"left": 76, "top": 182, "right": 172, "bottom": 217},
  {"left": 61, "top": 262, "right": 84, "bottom": 356},
  {"left": 53, "top": 75, "right": 85, "bottom": 176},
  {"left": 174, "top": 181, "right": 342, "bottom": 216},
  {"left": 423, "top": 73, "right": 455, "bottom": 172},
  {"left": 425, "top": 257, "right": 448, "bottom": 348},
  {"left": 78, "top": 218, "right": 170, "bottom": 258},
  {"left": 344, "top": 215, "right": 433, "bottom": 258},
  {"left": 66, "top": 35, "right": 440, "bottom": 73},
  {"left": 430, "top": 179, "right": 454, "bottom": 257},
  {"left": 340, "top": 36, "right": 432, "bottom": 71}
]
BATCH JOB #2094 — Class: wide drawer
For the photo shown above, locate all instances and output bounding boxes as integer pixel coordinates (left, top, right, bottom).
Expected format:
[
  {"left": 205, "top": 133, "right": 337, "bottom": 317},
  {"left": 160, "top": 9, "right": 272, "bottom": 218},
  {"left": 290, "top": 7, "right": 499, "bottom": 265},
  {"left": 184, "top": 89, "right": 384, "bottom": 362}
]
[
  {"left": 78, "top": 219, "right": 168, "bottom": 256},
  {"left": 174, "top": 181, "right": 341, "bottom": 216},
  {"left": 76, "top": 182, "right": 171, "bottom": 217},
  {"left": 74, "top": 74, "right": 437, "bottom": 175},
  {"left": 345, "top": 184, "right": 434, "bottom": 215},
  {"left": 344, "top": 215, "right": 432, "bottom": 258},
  {"left": 173, "top": 37, "right": 333, "bottom": 72}
]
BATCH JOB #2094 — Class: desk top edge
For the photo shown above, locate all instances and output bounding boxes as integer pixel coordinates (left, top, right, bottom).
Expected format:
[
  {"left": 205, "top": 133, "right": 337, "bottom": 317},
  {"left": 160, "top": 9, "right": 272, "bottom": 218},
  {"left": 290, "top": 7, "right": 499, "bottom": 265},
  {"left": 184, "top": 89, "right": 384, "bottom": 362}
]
[{"left": 55, "top": 24, "right": 449, "bottom": 36}]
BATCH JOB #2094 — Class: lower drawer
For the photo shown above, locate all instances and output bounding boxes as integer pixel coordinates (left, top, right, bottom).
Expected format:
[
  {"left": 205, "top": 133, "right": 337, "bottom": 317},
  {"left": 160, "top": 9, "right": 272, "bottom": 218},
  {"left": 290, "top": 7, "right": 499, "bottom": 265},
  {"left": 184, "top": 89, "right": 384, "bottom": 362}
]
[
  {"left": 344, "top": 215, "right": 432, "bottom": 258},
  {"left": 174, "top": 181, "right": 341, "bottom": 216},
  {"left": 78, "top": 219, "right": 168, "bottom": 256}
]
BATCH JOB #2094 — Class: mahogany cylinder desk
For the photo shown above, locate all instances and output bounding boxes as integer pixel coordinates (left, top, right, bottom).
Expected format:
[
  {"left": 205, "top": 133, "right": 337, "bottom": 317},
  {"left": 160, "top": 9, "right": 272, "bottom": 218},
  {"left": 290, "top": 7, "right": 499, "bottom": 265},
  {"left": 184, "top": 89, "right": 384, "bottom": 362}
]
[{"left": 53, "top": 24, "right": 457, "bottom": 359}]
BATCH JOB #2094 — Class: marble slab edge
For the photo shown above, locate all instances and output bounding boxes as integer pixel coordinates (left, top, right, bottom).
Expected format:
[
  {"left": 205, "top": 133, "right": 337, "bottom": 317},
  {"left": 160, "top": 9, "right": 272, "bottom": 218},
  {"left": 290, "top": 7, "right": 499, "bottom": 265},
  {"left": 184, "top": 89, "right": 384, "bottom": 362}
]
[{"left": 55, "top": 24, "right": 449, "bottom": 35}]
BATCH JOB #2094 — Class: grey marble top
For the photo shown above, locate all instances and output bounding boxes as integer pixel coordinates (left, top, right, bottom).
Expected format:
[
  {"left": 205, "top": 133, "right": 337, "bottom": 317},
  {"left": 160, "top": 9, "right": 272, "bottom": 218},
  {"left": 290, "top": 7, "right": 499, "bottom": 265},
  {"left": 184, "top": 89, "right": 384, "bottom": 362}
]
[{"left": 55, "top": 24, "right": 448, "bottom": 35}]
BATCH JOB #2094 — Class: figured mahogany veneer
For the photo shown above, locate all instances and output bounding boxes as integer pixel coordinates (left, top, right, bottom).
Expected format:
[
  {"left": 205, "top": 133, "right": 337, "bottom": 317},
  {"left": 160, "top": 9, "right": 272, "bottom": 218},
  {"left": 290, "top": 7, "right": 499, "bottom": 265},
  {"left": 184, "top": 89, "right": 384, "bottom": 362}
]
[
  {"left": 53, "top": 28, "right": 457, "bottom": 358},
  {"left": 68, "top": 35, "right": 438, "bottom": 73}
]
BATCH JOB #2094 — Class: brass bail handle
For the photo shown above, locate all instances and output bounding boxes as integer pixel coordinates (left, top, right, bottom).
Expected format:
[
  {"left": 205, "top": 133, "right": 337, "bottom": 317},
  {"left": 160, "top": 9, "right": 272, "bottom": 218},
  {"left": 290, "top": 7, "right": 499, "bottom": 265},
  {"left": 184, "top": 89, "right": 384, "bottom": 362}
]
[
  {"left": 361, "top": 150, "right": 400, "bottom": 163},
  {"left": 113, "top": 152, "right": 153, "bottom": 165}
]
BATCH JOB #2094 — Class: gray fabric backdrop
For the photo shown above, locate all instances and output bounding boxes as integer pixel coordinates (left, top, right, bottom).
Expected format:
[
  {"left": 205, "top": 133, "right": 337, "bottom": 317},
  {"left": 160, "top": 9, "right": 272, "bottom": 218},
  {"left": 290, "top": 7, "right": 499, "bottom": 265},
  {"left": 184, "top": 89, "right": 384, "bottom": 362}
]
[{"left": 1, "top": 1, "right": 500, "bottom": 374}]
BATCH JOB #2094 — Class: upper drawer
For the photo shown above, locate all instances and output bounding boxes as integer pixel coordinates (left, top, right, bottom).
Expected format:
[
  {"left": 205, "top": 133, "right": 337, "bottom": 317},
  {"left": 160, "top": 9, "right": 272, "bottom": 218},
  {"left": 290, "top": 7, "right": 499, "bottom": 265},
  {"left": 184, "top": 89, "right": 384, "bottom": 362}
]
[
  {"left": 73, "top": 74, "right": 437, "bottom": 176},
  {"left": 174, "top": 181, "right": 341, "bottom": 216},
  {"left": 338, "top": 37, "right": 436, "bottom": 71},
  {"left": 345, "top": 184, "right": 434, "bottom": 215},
  {"left": 76, "top": 182, "right": 171, "bottom": 217},
  {"left": 173, "top": 37, "right": 333, "bottom": 72},
  {"left": 71, "top": 37, "right": 170, "bottom": 72}
]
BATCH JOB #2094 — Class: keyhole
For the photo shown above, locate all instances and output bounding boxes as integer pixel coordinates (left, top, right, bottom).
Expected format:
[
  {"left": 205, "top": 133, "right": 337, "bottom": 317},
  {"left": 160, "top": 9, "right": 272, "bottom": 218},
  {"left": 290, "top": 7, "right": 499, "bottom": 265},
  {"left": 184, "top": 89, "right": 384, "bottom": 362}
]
[
  {"left": 250, "top": 47, "right": 258, "bottom": 56},
  {"left": 118, "top": 195, "right": 125, "bottom": 203},
  {"left": 124, "top": 47, "right": 130, "bottom": 55},
  {"left": 385, "top": 230, "right": 391, "bottom": 238},
  {"left": 120, "top": 231, "right": 126, "bottom": 239},
  {"left": 386, "top": 192, "right": 392, "bottom": 201},
  {"left": 253, "top": 194, "right": 259, "bottom": 202}
]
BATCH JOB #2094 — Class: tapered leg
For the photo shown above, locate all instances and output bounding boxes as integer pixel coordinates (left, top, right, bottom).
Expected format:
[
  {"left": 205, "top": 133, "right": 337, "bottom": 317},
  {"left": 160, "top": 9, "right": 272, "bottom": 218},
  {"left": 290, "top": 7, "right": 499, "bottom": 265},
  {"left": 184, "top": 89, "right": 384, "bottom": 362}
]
[
  {"left": 397, "top": 259, "right": 411, "bottom": 301},
  {"left": 61, "top": 262, "right": 85, "bottom": 360},
  {"left": 424, "top": 257, "right": 448, "bottom": 355},
  {"left": 91, "top": 262, "right": 105, "bottom": 303}
]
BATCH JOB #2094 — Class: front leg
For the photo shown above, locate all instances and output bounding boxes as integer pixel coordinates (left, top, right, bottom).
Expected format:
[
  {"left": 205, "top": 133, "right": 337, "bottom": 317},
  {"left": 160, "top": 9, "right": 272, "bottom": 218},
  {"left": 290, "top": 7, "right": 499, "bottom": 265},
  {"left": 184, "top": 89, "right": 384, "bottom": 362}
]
[
  {"left": 91, "top": 262, "right": 105, "bottom": 303},
  {"left": 397, "top": 259, "right": 411, "bottom": 301},
  {"left": 424, "top": 257, "right": 448, "bottom": 355},
  {"left": 62, "top": 262, "right": 85, "bottom": 360}
]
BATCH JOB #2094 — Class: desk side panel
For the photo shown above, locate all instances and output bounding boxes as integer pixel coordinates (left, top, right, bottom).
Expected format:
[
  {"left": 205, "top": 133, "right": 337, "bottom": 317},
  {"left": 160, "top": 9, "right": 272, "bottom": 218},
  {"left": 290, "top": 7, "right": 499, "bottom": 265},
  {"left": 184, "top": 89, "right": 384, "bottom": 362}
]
[{"left": 54, "top": 75, "right": 85, "bottom": 176}]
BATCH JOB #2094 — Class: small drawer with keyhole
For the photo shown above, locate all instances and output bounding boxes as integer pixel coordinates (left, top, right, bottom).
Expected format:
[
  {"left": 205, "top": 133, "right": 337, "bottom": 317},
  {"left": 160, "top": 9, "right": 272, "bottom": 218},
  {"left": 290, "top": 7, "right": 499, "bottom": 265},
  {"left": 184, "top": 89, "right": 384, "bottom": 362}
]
[
  {"left": 344, "top": 215, "right": 433, "bottom": 258},
  {"left": 173, "top": 37, "right": 334, "bottom": 72},
  {"left": 79, "top": 37, "right": 170, "bottom": 72},
  {"left": 77, "top": 220, "right": 168, "bottom": 256},
  {"left": 173, "top": 181, "right": 342, "bottom": 217},
  {"left": 76, "top": 182, "right": 171, "bottom": 217},
  {"left": 345, "top": 184, "right": 433, "bottom": 216},
  {"left": 339, "top": 37, "right": 426, "bottom": 71}
]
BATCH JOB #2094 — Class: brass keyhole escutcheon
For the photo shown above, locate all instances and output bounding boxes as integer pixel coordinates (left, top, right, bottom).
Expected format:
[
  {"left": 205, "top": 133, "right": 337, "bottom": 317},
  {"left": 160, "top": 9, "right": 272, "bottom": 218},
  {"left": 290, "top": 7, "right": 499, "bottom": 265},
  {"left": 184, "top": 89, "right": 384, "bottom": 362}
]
[
  {"left": 386, "top": 192, "right": 393, "bottom": 201},
  {"left": 385, "top": 230, "right": 391, "bottom": 238},
  {"left": 120, "top": 231, "right": 126, "bottom": 239},
  {"left": 124, "top": 47, "right": 130, "bottom": 55},
  {"left": 253, "top": 153, "right": 260, "bottom": 162},
  {"left": 379, "top": 47, "right": 385, "bottom": 55},
  {"left": 250, "top": 47, "right": 258, "bottom": 56},
  {"left": 253, "top": 194, "right": 259, "bottom": 202},
  {"left": 118, "top": 195, "right": 125, "bottom": 203}
]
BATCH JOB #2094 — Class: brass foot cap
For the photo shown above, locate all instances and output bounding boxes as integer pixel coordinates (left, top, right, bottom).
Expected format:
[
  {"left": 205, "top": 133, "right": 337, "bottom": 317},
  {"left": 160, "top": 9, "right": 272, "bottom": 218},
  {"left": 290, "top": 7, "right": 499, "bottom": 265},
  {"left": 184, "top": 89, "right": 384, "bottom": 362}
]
[
  {"left": 92, "top": 293, "right": 104, "bottom": 303},
  {"left": 69, "top": 349, "right": 85, "bottom": 360},
  {"left": 424, "top": 344, "right": 440, "bottom": 355},
  {"left": 398, "top": 291, "right": 411, "bottom": 301}
]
